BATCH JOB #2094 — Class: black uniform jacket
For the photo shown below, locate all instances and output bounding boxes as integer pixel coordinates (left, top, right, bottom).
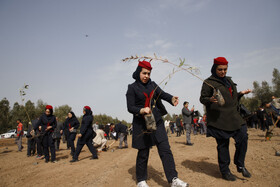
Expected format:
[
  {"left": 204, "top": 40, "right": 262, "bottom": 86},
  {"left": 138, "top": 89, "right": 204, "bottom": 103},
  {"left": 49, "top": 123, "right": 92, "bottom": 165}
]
[
  {"left": 79, "top": 113, "right": 95, "bottom": 144},
  {"left": 34, "top": 113, "right": 57, "bottom": 135},
  {"left": 126, "top": 80, "right": 174, "bottom": 149},
  {"left": 63, "top": 117, "right": 80, "bottom": 134}
]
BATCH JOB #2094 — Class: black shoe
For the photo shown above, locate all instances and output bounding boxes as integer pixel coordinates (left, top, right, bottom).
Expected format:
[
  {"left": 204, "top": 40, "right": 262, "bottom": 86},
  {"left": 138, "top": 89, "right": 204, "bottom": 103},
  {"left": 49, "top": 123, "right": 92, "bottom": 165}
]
[
  {"left": 186, "top": 143, "right": 193, "bottom": 146},
  {"left": 45, "top": 160, "right": 49, "bottom": 163},
  {"left": 222, "top": 172, "right": 236, "bottom": 181},
  {"left": 90, "top": 156, "right": 98, "bottom": 160},
  {"left": 237, "top": 167, "right": 251, "bottom": 178},
  {"left": 70, "top": 159, "right": 78, "bottom": 162}
]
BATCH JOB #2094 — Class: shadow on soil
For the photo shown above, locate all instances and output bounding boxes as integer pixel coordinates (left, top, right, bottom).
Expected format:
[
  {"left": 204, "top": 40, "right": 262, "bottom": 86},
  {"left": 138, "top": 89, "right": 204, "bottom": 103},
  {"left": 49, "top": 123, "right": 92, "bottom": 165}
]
[{"left": 128, "top": 165, "right": 170, "bottom": 187}]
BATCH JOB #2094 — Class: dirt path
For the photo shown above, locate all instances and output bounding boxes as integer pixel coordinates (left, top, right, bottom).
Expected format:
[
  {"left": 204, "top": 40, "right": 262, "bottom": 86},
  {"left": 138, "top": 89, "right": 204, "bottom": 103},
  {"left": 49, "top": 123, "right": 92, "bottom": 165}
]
[{"left": 0, "top": 128, "right": 280, "bottom": 187}]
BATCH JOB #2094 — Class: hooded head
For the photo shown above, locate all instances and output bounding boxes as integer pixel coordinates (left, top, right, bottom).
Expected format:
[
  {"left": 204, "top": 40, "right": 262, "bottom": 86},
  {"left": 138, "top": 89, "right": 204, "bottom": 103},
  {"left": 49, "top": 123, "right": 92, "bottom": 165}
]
[
  {"left": 132, "top": 60, "right": 152, "bottom": 85},
  {"left": 83, "top": 106, "right": 92, "bottom": 116},
  {"left": 68, "top": 111, "right": 76, "bottom": 119},
  {"left": 45, "top": 105, "right": 53, "bottom": 116},
  {"left": 211, "top": 57, "right": 228, "bottom": 76},
  {"left": 211, "top": 57, "right": 231, "bottom": 88}
]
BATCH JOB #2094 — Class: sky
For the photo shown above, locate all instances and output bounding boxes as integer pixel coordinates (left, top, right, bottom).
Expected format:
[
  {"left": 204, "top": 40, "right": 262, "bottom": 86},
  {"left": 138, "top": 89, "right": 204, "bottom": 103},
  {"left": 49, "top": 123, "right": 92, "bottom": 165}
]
[{"left": 0, "top": 0, "right": 280, "bottom": 122}]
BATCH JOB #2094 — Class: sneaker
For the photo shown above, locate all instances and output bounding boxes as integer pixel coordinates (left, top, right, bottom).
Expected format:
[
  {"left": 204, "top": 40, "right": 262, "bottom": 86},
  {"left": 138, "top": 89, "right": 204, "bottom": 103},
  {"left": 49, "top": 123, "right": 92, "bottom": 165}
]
[
  {"left": 186, "top": 143, "right": 193, "bottom": 146},
  {"left": 171, "top": 178, "right": 188, "bottom": 187},
  {"left": 51, "top": 160, "right": 58, "bottom": 163},
  {"left": 37, "top": 155, "right": 45, "bottom": 160},
  {"left": 222, "top": 172, "right": 236, "bottom": 181},
  {"left": 237, "top": 167, "right": 251, "bottom": 178},
  {"left": 137, "top": 181, "right": 149, "bottom": 187}
]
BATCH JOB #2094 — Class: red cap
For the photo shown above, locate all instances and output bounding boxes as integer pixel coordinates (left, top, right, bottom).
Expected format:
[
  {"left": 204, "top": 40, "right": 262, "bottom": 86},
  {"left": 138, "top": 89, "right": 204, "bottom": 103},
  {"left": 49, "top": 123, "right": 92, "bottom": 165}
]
[
  {"left": 84, "top": 106, "right": 91, "bottom": 111},
  {"left": 45, "top": 105, "right": 53, "bottom": 110},
  {"left": 214, "top": 57, "right": 228, "bottom": 65},
  {"left": 138, "top": 60, "right": 152, "bottom": 70}
]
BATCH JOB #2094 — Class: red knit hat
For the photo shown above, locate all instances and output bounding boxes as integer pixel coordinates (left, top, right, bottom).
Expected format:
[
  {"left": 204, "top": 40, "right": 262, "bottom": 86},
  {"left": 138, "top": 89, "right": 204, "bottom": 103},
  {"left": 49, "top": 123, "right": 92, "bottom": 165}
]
[
  {"left": 84, "top": 106, "right": 91, "bottom": 111},
  {"left": 214, "top": 57, "right": 228, "bottom": 65},
  {"left": 138, "top": 60, "right": 152, "bottom": 70},
  {"left": 45, "top": 105, "right": 53, "bottom": 110}
]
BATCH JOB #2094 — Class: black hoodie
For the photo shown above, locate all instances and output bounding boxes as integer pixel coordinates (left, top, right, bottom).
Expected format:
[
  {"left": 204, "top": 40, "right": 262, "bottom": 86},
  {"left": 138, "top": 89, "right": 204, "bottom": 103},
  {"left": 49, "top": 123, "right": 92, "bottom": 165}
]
[
  {"left": 63, "top": 112, "right": 80, "bottom": 133},
  {"left": 35, "top": 113, "right": 57, "bottom": 135},
  {"left": 79, "top": 108, "right": 95, "bottom": 142}
]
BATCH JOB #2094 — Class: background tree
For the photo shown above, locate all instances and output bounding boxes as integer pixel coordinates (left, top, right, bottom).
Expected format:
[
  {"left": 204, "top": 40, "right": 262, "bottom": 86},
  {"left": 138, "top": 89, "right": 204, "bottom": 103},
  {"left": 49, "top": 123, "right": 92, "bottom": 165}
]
[
  {"left": 10, "top": 102, "right": 26, "bottom": 128},
  {"left": 163, "top": 113, "right": 173, "bottom": 121},
  {"left": 272, "top": 68, "right": 280, "bottom": 96},
  {"left": 241, "top": 68, "right": 279, "bottom": 111},
  {"left": 54, "top": 105, "right": 72, "bottom": 122},
  {"left": 0, "top": 98, "right": 11, "bottom": 133},
  {"left": 35, "top": 99, "right": 47, "bottom": 117},
  {"left": 25, "top": 100, "right": 36, "bottom": 121}
]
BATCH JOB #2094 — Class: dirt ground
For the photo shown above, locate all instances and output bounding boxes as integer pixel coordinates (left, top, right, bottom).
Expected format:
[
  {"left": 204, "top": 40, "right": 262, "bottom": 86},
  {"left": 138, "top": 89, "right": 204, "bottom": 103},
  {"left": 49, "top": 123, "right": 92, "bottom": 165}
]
[{"left": 0, "top": 128, "right": 280, "bottom": 187}]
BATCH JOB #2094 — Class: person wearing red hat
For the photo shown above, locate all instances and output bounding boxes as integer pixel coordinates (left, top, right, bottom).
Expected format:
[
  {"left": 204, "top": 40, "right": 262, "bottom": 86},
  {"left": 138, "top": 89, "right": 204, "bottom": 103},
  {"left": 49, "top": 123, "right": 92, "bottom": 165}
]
[
  {"left": 34, "top": 105, "right": 57, "bottom": 163},
  {"left": 70, "top": 106, "right": 98, "bottom": 162},
  {"left": 126, "top": 60, "right": 188, "bottom": 187},
  {"left": 200, "top": 57, "right": 252, "bottom": 181}
]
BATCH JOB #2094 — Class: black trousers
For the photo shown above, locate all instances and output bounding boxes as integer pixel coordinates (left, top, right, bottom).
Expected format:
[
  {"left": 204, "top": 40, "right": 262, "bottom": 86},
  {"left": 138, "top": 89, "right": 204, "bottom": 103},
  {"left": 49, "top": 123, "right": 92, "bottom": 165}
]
[
  {"left": 73, "top": 137, "right": 97, "bottom": 160},
  {"left": 215, "top": 125, "right": 248, "bottom": 175},
  {"left": 68, "top": 133, "right": 76, "bottom": 155},
  {"left": 35, "top": 136, "right": 43, "bottom": 156},
  {"left": 65, "top": 132, "right": 71, "bottom": 149},
  {"left": 55, "top": 138, "right": 61, "bottom": 150},
  {"left": 27, "top": 138, "right": 36, "bottom": 156},
  {"left": 136, "top": 140, "right": 178, "bottom": 183},
  {"left": 42, "top": 134, "right": 56, "bottom": 161}
]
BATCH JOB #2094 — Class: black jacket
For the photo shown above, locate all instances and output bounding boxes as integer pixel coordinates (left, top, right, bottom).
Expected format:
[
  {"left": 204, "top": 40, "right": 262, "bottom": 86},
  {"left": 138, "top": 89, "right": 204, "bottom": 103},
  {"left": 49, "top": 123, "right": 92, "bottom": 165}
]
[
  {"left": 104, "top": 124, "right": 110, "bottom": 134},
  {"left": 126, "top": 80, "right": 173, "bottom": 149},
  {"left": 53, "top": 122, "right": 63, "bottom": 139},
  {"left": 34, "top": 113, "right": 57, "bottom": 135},
  {"left": 26, "top": 124, "right": 33, "bottom": 138},
  {"left": 63, "top": 117, "right": 80, "bottom": 134},
  {"left": 175, "top": 117, "right": 181, "bottom": 127},
  {"left": 114, "top": 123, "right": 128, "bottom": 139},
  {"left": 79, "top": 113, "right": 95, "bottom": 144},
  {"left": 200, "top": 75, "right": 245, "bottom": 131},
  {"left": 31, "top": 119, "right": 39, "bottom": 135}
]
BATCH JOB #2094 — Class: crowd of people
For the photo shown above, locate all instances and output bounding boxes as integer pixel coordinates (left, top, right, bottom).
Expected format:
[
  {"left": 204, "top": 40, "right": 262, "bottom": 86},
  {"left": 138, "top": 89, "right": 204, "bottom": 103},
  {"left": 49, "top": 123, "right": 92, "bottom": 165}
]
[
  {"left": 13, "top": 57, "right": 280, "bottom": 187},
  {"left": 15, "top": 105, "right": 129, "bottom": 164},
  {"left": 164, "top": 113, "right": 207, "bottom": 144},
  {"left": 245, "top": 96, "right": 280, "bottom": 131}
]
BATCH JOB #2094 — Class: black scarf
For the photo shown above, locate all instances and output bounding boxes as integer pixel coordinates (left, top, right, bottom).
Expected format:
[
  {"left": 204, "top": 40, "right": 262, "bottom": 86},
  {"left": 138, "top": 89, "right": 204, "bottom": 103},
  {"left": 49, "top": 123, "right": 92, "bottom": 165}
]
[
  {"left": 68, "top": 111, "right": 77, "bottom": 122},
  {"left": 211, "top": 64, "right": 231, "bottom": 88},
  {"left": 84, "top": 108, "right": 92, "bottom": 116}
]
